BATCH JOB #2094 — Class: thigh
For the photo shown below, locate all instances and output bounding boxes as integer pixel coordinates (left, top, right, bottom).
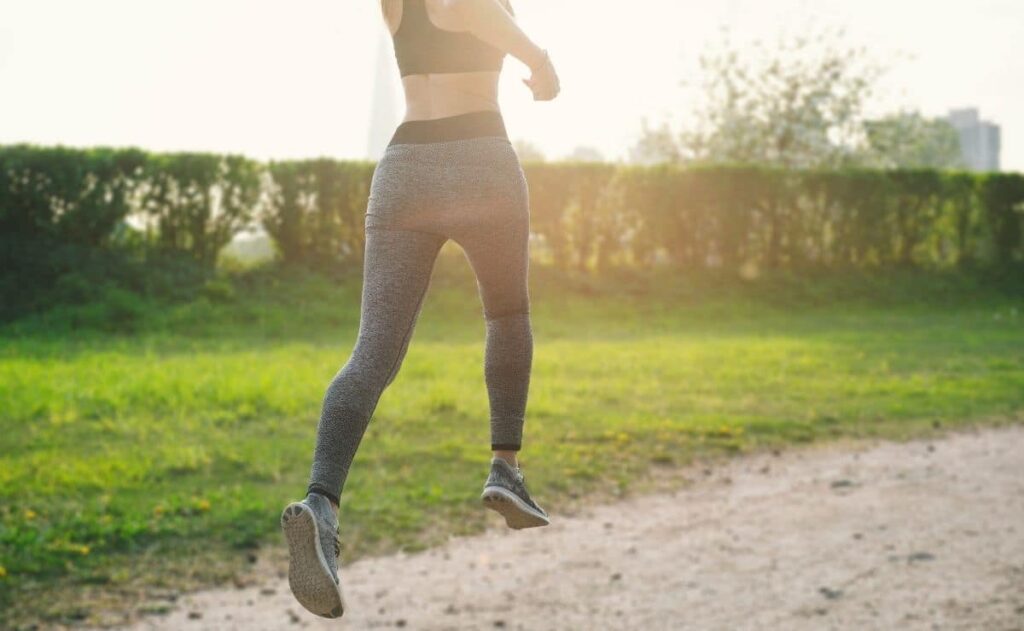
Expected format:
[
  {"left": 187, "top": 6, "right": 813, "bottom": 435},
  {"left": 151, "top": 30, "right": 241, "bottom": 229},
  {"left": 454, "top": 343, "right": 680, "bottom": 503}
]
[{"left": 351, "top": 225, "right": 447, "bottom": 388}]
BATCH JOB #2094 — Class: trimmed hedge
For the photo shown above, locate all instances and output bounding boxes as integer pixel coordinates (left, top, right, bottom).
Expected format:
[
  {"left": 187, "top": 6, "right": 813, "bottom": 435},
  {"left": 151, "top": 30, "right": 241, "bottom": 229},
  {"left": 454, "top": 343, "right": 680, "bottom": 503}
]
[
  {"left": 262, "top": 159, "right": 375, "bottom": 268},
  {"left": 2, "top": 143, "right": 1022, "bottom": 316}
]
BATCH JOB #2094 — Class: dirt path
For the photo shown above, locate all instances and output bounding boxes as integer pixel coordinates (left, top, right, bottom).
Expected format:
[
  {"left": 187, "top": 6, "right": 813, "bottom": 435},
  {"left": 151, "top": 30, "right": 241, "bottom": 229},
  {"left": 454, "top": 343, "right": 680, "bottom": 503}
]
[{"left": 113, "top": 425, "right": 1024, "bottom": 630}]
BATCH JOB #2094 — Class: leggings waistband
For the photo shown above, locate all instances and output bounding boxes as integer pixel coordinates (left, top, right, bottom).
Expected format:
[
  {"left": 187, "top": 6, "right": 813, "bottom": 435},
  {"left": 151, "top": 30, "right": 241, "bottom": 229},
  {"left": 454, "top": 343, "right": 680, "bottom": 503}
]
[{"left": 388, "top": 110, "right": 508, "bottom": 146}]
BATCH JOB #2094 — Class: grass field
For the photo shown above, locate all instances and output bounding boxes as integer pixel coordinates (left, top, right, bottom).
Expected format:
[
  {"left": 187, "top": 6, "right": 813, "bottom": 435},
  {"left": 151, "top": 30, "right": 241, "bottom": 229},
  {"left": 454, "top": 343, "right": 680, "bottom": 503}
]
[{"left": 1, "top": 253, "right": 1022, "bottom": 625}]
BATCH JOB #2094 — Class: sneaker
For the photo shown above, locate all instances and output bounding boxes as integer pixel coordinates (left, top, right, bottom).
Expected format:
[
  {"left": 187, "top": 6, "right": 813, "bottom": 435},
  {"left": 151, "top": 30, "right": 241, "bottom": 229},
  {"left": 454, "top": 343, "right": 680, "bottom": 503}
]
[
  {"left": 280, "top": 492, "right": 346, "bottom": 618},
  {"left": 480, "top": 457, "right": 550, "bottom": 529}
]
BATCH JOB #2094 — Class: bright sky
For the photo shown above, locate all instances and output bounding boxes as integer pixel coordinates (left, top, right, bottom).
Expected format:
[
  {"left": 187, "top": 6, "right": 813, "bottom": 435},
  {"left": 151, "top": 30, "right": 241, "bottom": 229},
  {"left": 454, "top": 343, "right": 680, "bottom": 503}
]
[{"left": 1, "top": 0, "right": 1022, "bottom": 170}]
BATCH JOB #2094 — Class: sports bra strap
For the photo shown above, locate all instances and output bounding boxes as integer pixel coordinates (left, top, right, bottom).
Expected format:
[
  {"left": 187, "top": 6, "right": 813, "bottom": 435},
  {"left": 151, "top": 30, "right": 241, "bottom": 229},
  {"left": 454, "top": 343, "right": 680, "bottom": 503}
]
[{"left": 392, "top": 0, "right": 507, "bottom": 78}]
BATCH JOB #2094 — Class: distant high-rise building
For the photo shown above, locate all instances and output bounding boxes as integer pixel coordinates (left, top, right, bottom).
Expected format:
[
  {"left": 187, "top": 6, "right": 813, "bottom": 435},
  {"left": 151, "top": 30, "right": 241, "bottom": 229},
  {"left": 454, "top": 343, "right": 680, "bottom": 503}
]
[
  {"left": 946, "top": 108, "right": 1001, "bottom": 172},
  {"left": 367, "top": 30, "right": 402, "bottom": 161}
]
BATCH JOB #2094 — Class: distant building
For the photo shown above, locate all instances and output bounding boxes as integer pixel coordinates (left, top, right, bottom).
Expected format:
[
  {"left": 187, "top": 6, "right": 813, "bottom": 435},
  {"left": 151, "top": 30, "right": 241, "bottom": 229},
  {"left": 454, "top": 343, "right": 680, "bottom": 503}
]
[
  {"left": 367, "top": 30, "right": 402, "bottom": 161},
  {"left": 946, "top": 108, "right": 1001, "bottom": 172}
]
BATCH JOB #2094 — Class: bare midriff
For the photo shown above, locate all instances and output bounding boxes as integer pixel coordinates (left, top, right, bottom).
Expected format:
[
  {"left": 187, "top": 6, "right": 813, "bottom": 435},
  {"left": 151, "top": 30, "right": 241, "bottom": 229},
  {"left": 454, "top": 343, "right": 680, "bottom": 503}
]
[{"left": 401, "top": 71, "right": 501, "bottom": 122}]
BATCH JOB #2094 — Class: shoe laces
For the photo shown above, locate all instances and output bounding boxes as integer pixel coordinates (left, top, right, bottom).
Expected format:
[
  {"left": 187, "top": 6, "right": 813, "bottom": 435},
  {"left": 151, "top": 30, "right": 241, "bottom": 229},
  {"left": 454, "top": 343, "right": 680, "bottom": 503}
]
[
  {"left": 513, "top": 465, "right": 527, "bottom": 484},
  {"left": 306, "top": 494, "right": 342, "bottom": 559}
]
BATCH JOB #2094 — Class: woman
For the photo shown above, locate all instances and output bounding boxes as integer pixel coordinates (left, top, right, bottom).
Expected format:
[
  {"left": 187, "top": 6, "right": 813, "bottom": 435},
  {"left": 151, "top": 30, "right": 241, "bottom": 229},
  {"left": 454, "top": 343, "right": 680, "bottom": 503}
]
[{"left": 279, "top": 0, "right": 560, "bottom": 619}]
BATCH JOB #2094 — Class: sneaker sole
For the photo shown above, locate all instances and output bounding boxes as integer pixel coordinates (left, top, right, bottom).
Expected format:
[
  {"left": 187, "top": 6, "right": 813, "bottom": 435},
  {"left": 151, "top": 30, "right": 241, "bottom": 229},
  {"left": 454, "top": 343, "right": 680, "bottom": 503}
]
[
  {"left": 280, "top": 502, "right": 346, "bottom": 618},
  {"left": 480, "top": 486, "right": 551, "bottom": 529}
]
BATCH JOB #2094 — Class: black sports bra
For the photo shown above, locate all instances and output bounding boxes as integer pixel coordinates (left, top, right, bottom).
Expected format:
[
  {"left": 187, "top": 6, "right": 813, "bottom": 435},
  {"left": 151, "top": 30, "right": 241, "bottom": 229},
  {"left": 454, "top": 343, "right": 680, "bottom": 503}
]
[{"left": 391, "top": 0, "right": 509, "bottom": 77}]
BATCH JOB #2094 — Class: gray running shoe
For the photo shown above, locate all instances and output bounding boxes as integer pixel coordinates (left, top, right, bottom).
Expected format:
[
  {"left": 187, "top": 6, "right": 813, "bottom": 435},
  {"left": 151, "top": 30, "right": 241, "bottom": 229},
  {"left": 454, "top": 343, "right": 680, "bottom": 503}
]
[
  {"left": 280, "top": 492, "right": 346, "bottom": 618},
  {"left": 481, "top": 457, "right": 550, "bottom": 529}
]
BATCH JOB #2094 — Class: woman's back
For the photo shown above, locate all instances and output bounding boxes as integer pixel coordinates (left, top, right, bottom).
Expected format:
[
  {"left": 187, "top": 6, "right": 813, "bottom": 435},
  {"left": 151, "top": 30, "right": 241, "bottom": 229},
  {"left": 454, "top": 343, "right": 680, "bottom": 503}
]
[{"left": 381, "top": 0, "right": 516, "bottom": 121}]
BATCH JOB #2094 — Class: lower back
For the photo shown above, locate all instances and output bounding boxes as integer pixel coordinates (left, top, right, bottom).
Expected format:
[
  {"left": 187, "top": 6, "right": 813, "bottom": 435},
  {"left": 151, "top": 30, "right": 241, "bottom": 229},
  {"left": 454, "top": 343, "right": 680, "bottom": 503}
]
[{"left": 400, "top": 71, "right": 501, "bottom": 121}]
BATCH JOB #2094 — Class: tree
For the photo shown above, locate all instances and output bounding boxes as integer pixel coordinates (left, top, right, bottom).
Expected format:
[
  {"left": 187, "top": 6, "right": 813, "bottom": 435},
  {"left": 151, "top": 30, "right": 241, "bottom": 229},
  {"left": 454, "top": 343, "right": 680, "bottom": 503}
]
[
  {"left": 628, "top": 118, "right": 682, "bottom": 165},
  {"left": 861, "top": 111, "right": 964, "bottom": 169},
  {"left": 689, "top": 25, "right": 886, "bottom": 168},
  {"left": 633, "top": 24, "right": 889, "bottom": 169}
]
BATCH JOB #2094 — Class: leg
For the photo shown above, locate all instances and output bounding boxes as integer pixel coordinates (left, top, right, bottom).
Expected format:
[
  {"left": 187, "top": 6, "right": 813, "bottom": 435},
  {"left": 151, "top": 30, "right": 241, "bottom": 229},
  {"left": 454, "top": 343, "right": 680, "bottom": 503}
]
[
  {"left": 455, "top": 201, "right": 533, "bottom": 457},
  {"left": 307, "top": 225, "right": 447, "bottom": 505}
]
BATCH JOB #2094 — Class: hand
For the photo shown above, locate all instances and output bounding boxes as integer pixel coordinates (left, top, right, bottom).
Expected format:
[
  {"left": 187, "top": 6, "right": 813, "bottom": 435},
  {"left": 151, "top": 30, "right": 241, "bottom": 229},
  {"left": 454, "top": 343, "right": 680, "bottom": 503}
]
[{"left": 522, "top": 50, "right": 560, "bottom": 101}]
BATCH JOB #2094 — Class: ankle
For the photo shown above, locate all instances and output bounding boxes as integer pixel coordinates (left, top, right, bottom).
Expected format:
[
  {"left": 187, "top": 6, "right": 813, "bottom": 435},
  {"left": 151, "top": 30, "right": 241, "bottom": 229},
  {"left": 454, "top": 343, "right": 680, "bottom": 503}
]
[
  {"left": 493, "top": 451, "right": 519, "bottom": 468},
  {"left": 308, "top": 491, "right": 340, "bottom": 514}
]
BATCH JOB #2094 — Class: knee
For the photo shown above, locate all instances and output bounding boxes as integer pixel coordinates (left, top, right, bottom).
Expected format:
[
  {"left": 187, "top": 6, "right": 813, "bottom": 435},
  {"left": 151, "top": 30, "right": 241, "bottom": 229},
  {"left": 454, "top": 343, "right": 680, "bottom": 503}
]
[
  {"left": 322, "top": 358, "right": 388, "bottom": 417},
  {"left": 382, "top": 356, "right": 404, "bottom": 389},
  {"left": 483, "top": 305, "right": 531, "bottom": 322},
  {"left": 333, "top": 340, "right": 410, "bottom": 395}
]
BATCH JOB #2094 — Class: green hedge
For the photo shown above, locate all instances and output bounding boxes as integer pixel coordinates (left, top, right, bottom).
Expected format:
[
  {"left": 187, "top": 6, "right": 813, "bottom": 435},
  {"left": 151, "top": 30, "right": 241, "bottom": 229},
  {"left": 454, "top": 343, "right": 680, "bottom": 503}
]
[
  {"left": 2, "top": 144, "right": 1022, "bottom": 315},
  {"left": 263, "top": 159, "right": 375, "bottom": 268},
  {"left": 567, "top": 164, "right": 1023, "bottom": 272}
]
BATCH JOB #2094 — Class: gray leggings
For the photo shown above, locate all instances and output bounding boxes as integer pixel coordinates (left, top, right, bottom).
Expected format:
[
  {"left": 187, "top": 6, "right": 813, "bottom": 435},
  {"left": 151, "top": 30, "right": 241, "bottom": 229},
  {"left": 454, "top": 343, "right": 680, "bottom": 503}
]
[{"left": 307, "top": 135, "right": 533, "bottom": 504}]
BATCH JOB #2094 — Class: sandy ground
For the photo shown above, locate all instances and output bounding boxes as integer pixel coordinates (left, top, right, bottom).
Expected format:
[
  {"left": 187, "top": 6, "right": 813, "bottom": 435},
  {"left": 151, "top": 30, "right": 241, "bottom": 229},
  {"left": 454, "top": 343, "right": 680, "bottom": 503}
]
[{"left": 110, "top": 425, "right": 1024, "bottom": 631}]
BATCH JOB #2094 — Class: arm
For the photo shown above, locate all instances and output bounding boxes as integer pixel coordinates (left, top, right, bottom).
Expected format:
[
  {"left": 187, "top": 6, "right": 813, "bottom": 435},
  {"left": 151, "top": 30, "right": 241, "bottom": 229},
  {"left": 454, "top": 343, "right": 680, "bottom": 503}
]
[
  {"left": 451, "top": 0, "right": 560, "bottom": 100},
  {"left": 451, "top": 0, "right": 546, "bottom": 70},
  {"left": 380, "top": 0, "right": 400, "bottom": 33}
]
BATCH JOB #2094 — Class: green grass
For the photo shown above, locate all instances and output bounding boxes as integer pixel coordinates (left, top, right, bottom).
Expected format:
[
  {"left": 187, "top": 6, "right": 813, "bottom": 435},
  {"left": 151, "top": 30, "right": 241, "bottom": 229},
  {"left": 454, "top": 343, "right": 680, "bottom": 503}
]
[{"left": 1, "top": 254, "right": 1023, "bottom": 625}]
